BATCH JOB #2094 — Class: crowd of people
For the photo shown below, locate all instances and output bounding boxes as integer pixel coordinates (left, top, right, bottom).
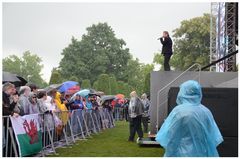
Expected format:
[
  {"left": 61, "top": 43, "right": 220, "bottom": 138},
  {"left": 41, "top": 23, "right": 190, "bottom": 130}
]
[
  {"left": 4, "top": 79, "right": 222, "bottom": 157},
  {"left": 2, "top": 82, "right": 151, "bottom": 127},
  {"left": 2, "top": 81, "right": 152, "bottom": 156}
]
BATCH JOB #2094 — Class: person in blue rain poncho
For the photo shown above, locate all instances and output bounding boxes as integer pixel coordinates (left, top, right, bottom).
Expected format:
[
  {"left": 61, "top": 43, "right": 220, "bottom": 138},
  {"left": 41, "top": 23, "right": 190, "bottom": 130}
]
[
  {"left": 85, "top": 95, "right": 93, "bottom": 112},
  {"left": 155, "top": 80, "right": 223, "bottom": 157}
]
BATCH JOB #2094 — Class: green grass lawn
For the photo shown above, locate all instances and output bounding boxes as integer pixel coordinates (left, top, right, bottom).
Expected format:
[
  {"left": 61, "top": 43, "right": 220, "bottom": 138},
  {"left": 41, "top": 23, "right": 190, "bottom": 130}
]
[{"left": 49, "top": 121, "right": 164, "bottom": 157}]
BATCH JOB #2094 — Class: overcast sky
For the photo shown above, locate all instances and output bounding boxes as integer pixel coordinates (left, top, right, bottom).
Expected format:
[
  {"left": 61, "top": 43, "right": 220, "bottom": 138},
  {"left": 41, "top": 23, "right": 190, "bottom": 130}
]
[{"left": 3, "top": 2, "right": 210, "bottom": 82}]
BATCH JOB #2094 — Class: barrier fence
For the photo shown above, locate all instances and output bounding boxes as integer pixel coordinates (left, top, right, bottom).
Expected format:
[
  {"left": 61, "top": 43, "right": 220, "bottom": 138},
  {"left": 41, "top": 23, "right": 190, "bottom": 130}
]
[
  {"left": 2, "top": 107, "right": 115, "bottom": 157},
  {"left": 113, "top": 107, "right": 128, "bottom": 121}
]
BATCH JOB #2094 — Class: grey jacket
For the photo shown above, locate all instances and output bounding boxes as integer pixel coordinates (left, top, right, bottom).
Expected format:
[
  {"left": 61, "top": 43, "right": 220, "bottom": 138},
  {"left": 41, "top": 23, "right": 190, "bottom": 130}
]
[
  {"left": 142, "top": 98, "right": 151, "bottom": 117},
  {"left": 37, "top": 99, "right": 48, "bottom": 114},
  {"left": 128, "top": 97, "right": 144, "bottom": 118},
  {"left": 18, "top": 94, "right": 31, "bottom": 115},
  {"left": 37, "top": 99, "right": 55, "bottom": 130}
]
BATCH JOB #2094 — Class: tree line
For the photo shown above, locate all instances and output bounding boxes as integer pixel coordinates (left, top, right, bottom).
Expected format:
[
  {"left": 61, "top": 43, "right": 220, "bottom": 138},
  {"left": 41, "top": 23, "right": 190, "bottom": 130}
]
[{"left": 3, "top": 14, "right": 211, "bottom": 96}]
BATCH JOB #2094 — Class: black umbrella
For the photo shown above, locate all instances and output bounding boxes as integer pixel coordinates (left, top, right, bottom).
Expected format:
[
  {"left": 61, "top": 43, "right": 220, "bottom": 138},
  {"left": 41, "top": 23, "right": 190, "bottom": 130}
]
[
  {"left": 44, "top": 84, "right": 62, "bottom": 94},
  {"left": 101, "top": 95, "right": 116, "bottom": 104},
  {"left": 2, "top": 71, "right": 28, "bottom": 87},
  {"left": 16, "top": 76, "right": 28, "bottom": 86},
  {"left": 89, "top": 91, "right": 105, "bottom": 97},
  {"left": 89, "top": 88, "right": 97, "bottom": 93}
]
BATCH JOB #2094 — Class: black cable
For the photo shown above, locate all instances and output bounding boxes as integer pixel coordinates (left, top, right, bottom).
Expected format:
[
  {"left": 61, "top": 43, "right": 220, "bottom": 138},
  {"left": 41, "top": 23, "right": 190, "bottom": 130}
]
[{"left": 201, "top": 50, "right": 238, "bottom": 71}]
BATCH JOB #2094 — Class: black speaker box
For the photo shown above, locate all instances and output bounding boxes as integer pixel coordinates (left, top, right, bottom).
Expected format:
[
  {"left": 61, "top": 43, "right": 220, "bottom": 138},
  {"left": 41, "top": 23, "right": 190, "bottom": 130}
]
[{"left": 168, "top": 87, "right": 238, "bottom": 157}]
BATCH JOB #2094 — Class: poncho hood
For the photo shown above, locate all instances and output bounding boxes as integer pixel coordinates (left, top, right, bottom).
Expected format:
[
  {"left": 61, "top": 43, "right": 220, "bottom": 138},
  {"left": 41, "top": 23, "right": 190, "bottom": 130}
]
[
  {"left": 176, "top": 80, "right": 202, "bottom": 105},
  {"left": 155, "top": 80, "right": 223, "bottom": 157}
]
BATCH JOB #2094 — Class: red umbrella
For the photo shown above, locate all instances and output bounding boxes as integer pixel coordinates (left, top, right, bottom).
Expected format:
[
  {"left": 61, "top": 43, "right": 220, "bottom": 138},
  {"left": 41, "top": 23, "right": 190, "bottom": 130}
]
[
  {"left": 115, "top": 94, "right": 125, "bottom": 99},
  {"left": 111, "top": 100, "right": 116, "bottom": 108},
  {"left": 65, "top": 85, "right": 80, "bottom": 95},
  {"left": 118, "top": 99, "right": 125, "bottom": 104}
]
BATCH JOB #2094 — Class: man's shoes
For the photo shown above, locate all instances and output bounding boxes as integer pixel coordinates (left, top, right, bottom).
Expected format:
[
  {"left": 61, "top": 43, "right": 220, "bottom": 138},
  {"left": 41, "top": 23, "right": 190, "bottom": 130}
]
[
  {"left": 136, "top": 137, "right": 143, "bottom": 143},
  {"left": 128, "top": 139, "right": 134, "bottom": 142}
]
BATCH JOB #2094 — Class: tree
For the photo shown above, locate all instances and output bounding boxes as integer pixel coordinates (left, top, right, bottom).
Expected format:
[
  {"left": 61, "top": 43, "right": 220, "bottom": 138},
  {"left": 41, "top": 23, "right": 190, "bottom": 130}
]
[
  {"left": 115, "top": 81, "right": 132, "bottom": 97},
  {"left": 142, "top": 64, "right": 155, "bottom": 77},
  {"left": 143, "top": 72, "right": 151, "bottom": 95},
  {"left": 69, "top": 76, "right": 79, "bottom": 82},
  {"left": 95, "top": 74, "right": 110, "bottom": 94},
  {"left": 123, "top": 57, "right": 147, "bottom": 95},
  {"left": 92, "top": 81, "right": 99, "bottom": 90},
  {"left": 59, "top": 22, "right": 131, "bottom": 84},
  {"left": 154, "top": 13, "right": 210, "bottom": 71},
  {"left": 117, "top": 81, "right": 126, "bottom": 95},
  {"left": 2, "top": 55, "right": 22, "bottom": 74},
  {"left": 153, "top": 52, "right": 164, "bottom": 70},
  {"left": 109, "top": 75, "right": 117, "bottom": 95},
  {"left": 3, "top": 51, "right": 47, "bottom": 88},
  {"left": 123, "top": 83, "right": 132, "bottom": 97},
  {"left": 49, "top": 68, "right": 63, "bottom": 84},
  {"left": 93, "top": 74, "right": 118, "bottom": 95},
  {"left": 81, "top": 79, "right": 91, "bottom": 89},
  {"left": 141, "top": 64, "right": 154, "bottom": 94}
]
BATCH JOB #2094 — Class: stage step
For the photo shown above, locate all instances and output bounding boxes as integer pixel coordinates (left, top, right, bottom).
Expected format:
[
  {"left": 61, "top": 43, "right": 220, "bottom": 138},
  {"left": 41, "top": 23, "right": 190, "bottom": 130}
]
[{"left": 136, "top": 137, "right": 161, "bottom": 147}]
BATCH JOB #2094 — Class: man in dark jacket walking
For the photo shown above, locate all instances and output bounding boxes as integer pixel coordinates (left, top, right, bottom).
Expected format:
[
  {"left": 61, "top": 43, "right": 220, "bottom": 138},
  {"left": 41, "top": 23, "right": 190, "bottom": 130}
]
[{"left": 159, "top": 31, "right": 173, "bottom": 71}]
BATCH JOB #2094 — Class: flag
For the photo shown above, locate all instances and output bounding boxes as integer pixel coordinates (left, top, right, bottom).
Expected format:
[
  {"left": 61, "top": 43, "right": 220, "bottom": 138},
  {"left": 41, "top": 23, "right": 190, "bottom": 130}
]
[{"left": 10, "top": 114, "right": 42, "bottom": 157}]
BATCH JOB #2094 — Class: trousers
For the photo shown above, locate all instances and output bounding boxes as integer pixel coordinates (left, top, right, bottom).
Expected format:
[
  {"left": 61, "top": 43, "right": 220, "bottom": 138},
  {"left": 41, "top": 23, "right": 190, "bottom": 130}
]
[{"left": 128, "top": 115, "right": 143, "bottom": 141}]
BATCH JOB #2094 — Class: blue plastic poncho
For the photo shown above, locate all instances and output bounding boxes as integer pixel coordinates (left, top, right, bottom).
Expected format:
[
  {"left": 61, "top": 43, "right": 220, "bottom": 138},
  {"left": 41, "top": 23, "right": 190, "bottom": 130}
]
[
  {"left": 155, "top": 80, "right": 223, "bottom": 157},
  {"left": 85, "top": 96, "right": 92, "bottom": 112}
]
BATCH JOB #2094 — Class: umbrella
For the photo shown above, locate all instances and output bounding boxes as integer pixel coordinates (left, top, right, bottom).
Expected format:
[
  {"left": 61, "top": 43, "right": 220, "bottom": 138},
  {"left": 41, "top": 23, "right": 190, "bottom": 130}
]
[
  {"left": 100, "top": 95, "right": 116, "bottom": 104},
  {"left": 3, "top": 71, "right": 28, "bottom": 87},
  {"left": 70, "top": 89, "right": 90, "bottom": 101},
  {"left": 44, "top": 84, "right": 62, "bottom": 93},
  {"left": 89, "top": 91, "right": 105, "bottom": 97},
  {"left": 16, "top": 76, "right": 27, "bottom": 86},
  {"left": 58, "top": 81, "right": 78, "bottom": 93},
  {"left": 115, "top": 94, "right": 125, "bottom": 99},
  {"left": 89, "top": 88, "right": 97, "bottom": 93},
  {"left": 65, "top": 85, "right": 80, "bottom": 95},
  {"left": 76, "top": 89, "right": 90, "bottom": 97}
]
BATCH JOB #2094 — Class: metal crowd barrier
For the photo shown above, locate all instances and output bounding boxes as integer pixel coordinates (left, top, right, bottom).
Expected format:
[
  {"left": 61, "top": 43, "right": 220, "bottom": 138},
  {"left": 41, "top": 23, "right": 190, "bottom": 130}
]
[
  {"left": 113, "top": 107, "right": 127, "bottom": 121},
  {"left": 2, "top": 107, "right": 115, "bottom": 157}
]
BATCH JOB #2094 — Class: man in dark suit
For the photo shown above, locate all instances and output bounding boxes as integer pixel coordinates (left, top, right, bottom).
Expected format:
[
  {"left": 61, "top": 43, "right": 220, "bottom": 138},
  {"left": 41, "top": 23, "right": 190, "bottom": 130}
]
[{"left": 159, "top": 31, "right": 173, "bottom": 71}]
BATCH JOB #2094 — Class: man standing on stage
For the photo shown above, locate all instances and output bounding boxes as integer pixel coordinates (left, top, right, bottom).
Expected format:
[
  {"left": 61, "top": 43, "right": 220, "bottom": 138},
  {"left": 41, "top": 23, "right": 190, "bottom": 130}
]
[{"left": 159, "top": 31, "right": 173, "bottom": 71}]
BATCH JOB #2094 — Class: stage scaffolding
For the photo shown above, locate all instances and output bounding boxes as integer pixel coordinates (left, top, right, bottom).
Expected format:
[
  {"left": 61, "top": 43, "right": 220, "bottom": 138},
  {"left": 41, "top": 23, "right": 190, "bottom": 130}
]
[{"left": 210, "top": 2, "right": 238, "bottom": 72}]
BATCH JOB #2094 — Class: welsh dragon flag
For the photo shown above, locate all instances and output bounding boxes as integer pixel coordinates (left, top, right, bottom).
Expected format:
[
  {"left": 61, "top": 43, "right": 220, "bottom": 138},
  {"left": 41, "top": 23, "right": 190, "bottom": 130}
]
[{"left": 10, "top": 114, "right": 42, "bottom": 157}]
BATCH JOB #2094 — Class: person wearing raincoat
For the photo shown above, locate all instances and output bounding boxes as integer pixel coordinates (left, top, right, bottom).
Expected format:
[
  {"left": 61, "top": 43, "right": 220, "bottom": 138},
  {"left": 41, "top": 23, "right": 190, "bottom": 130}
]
[
  {"left": 155, "top": 80, "right": 223, "bottom": 157},
  {"left": 85, "top": 95, "right": 93, "bottom": 111},
  {"left": 53, "top": 91, "right": 69, "bottom": 126},
  {"left": 84, "top": 95, "right": 94, "bottom": 131}
]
